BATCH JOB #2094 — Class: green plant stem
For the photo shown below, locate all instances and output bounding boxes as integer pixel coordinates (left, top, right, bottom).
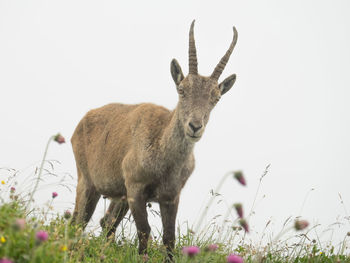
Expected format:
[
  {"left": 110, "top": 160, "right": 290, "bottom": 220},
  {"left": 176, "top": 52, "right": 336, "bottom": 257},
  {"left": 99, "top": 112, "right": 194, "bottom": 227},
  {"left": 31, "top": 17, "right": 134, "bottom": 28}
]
[
  {"left": 26, "top": 135, "right": 54, "bottom": 211},
  {"left": 194, "top": 171, "right": 232, "bottom": 234}
]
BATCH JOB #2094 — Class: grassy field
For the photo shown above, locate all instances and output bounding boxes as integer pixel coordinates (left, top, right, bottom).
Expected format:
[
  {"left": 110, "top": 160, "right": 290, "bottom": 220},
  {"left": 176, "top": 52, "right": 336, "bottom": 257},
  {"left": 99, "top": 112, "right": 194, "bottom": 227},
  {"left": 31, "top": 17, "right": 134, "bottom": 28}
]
[{"left": 0, "top": 134, "right": 349, "bottom": 263}]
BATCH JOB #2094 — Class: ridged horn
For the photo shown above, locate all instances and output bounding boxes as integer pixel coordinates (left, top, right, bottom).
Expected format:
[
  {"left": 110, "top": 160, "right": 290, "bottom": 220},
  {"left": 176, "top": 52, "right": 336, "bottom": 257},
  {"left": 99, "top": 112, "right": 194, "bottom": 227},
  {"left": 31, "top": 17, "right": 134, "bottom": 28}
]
[
  {"left": 211, "top": 26, "right": 238, "bottom": 81},
  {"left": 188, "top": 20, "right": 198, "bottom": 75}
]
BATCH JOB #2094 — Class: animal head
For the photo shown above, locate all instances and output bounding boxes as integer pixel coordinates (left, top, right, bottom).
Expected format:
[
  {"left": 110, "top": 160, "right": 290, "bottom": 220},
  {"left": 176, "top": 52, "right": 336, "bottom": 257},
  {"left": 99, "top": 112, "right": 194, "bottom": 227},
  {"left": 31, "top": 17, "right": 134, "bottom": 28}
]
[{"left": 170, "top": 20, "right": 238, "bottom": 142}]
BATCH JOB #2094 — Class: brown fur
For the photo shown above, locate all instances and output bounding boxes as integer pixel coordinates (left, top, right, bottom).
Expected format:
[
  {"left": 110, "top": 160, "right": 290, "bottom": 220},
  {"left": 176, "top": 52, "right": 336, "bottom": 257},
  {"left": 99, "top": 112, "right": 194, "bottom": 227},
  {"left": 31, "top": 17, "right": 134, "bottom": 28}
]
[{"left": 71, "top": 21, "right": 238, "bottom": 259}]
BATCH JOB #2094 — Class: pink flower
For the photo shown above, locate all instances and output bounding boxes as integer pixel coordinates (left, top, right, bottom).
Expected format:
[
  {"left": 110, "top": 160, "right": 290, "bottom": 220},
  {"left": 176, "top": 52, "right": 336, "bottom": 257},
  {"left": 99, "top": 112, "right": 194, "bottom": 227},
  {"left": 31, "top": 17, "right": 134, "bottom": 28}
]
[
  {"left": 52, "top": 192, "right": 58, "bottom": 198},
  {"left": 227, "top": 254, "right": 244, "bottom": 263},
  {"left": 207, "top": 243, "right": 219, "bottom": 252},
  {"left": 35, "top": 230, "right": 49, "bottom": 242},
  {"left": 0, "top": 258, "right": 14, "bottom": 263},
  {"left": 54, "top": 133, "right": 65, "bottom": 144},
  {"left": 234, "top": 203, "right": 243, "bottom": 218},
  {"left": 182, "top": 246, "right": 200, "bottom": 257},
  {"left": 233, "top": 171, "right": 246, "bottom": 186},
  {"left": 13, "top": 218, "right": 26, "bottom": 230},
  {"left": 64, "top": 210, "right": 72, "bottom": 219},
  {"left": 10, "top": 187, "right": 15, "bottom": 193},
  {"left": 239, "top": 219, "right": 249, "bottom": 233},
  {"left": 294, "top": 219, "right": 309, "bottom": 231}
]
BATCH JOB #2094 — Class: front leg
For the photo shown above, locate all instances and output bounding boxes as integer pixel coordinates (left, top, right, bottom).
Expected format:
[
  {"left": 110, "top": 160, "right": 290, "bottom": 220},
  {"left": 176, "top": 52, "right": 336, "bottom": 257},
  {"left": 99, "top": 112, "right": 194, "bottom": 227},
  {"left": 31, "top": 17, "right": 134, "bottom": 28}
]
[
  {"left": 159, "top": 196, "right": 179, "bottom": 261},
  {"left": 127, "top": 183, "right": 151, "bottom": 254}
]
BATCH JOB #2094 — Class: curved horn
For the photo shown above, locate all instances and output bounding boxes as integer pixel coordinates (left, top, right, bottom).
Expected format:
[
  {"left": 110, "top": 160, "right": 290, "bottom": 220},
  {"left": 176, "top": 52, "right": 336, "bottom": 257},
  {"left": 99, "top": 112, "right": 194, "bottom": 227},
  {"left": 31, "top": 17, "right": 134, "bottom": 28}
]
[
  {"left": 211, "top": 26, "right": 238, "bottom": 81},
  {"left": 188, "top": 20, "right": 198, "bottom": 75}
]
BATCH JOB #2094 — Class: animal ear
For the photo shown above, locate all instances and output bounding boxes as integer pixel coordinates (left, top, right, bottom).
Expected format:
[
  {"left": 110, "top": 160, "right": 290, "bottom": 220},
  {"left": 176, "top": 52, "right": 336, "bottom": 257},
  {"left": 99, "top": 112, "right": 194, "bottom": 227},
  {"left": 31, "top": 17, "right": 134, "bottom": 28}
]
[
  {"left": 218, "top": 74, "right": 236, "bottom": 95},
  {"left": 170, "top": 59, "right": 184, "bottom": 86}
]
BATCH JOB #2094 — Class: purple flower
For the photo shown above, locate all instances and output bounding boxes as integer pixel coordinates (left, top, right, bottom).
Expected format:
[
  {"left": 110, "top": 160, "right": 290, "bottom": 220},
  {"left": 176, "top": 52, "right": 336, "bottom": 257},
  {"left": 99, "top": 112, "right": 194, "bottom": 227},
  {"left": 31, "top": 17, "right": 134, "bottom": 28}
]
[
  {"left": 227, "top": 254, "right": 244, "bottom": 263},
  {"left": 0, "top": 258, "right": 14, "bottom": 263},
  {"left": 36, "top": 230, "right": 49, "bottom": 242},
  {"left": 239, "top": 219, "right": 249, "bottom": 233},
  {"left": 52, "top": 192, "right": 58, "bottom": 198},
  {"left": 64, "top": 210, "right": 72, "bottom": 219},
  {"left": 234, "top": 203, "right": 243, "bottom": 218},
  {"left": 182, "top": 246, "right": 200, "bottom": 257},
  {"left": 13, "top": 218, "right": 26, "bottom": 230},
  {"left": 233, "top": 171, "right": 246, "bottom": 186},
  {"left": 54, "top": 133, "right": 65, "bottom": 144},
  {"left": 207, "top": 243, "right": 219, "bottom": 252},
  {"left": 294, "top": 219, "right": 309, "bottom": 231}
]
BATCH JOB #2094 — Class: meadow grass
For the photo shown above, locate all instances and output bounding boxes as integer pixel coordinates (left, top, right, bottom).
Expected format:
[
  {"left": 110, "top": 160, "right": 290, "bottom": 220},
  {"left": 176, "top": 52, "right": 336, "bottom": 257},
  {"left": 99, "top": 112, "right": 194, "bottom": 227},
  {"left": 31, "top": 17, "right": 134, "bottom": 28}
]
[{"left": 0, "top": 134, "right": 349, "bottom": 262}]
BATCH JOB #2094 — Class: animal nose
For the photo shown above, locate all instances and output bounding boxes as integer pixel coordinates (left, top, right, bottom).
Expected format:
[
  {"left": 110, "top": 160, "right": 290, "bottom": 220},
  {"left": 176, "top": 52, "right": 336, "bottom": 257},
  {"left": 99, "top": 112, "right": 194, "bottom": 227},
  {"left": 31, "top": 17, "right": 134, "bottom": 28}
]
[{"left": 189, "top": 122, "right": 202, "bottom": 133}]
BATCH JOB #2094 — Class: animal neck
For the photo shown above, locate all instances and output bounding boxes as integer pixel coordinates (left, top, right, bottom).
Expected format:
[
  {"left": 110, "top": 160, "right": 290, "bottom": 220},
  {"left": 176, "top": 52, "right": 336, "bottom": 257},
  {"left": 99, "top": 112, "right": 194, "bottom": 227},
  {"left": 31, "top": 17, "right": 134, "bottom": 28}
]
[{"left": 160, "top": 105, "right": 194, "bottom": 162}]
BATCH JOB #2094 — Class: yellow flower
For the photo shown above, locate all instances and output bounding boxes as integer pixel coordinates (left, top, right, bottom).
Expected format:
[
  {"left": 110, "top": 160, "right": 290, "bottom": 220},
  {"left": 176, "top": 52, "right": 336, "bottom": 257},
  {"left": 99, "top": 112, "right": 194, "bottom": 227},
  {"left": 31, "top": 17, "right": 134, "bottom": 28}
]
[
  {"left": 0, "top": 236, "right": 6, "bottom": 243},
  {"left": 61, "top": 245, "right": 68, "bottom": 251},
  {"left": 1, "top": 180, "right": 5, "bottom": 185}
]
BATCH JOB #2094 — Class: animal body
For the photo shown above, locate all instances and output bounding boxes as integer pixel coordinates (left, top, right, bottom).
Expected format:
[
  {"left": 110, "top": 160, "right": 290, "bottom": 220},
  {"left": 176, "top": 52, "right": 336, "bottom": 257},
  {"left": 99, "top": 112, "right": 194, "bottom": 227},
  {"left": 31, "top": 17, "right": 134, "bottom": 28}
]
[{"left": 71, "top": 20, "right": 238, "bottom": 259}]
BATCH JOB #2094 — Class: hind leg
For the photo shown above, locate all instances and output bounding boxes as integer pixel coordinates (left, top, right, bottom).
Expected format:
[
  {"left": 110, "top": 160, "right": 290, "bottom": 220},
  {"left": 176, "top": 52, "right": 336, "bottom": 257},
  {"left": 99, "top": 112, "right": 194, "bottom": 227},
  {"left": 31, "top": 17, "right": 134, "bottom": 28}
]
[
  {"left": 71, "top": 169, "right": 101, "bottom": 228},
  {"left": 100, "top": 199, "right": 129, "bottom": 237}
]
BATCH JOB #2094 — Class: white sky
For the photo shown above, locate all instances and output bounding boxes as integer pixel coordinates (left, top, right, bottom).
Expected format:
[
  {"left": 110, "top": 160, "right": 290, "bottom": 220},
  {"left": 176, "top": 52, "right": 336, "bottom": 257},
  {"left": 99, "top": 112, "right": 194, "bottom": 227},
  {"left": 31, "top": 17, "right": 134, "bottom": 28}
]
[{"left": 1, "top": 0, "right": 350, "bottom": 247}]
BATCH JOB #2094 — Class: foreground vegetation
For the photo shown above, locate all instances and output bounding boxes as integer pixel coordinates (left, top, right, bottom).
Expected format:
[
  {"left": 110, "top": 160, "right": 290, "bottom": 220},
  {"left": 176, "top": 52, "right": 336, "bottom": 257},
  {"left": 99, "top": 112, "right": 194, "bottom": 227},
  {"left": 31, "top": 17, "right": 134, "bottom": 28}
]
[
  {"left": 1, "top": 199, "right": 349, "bottom": 263},
  {"left": 1, "top": 134, "right": 349, "bottom": 262}
]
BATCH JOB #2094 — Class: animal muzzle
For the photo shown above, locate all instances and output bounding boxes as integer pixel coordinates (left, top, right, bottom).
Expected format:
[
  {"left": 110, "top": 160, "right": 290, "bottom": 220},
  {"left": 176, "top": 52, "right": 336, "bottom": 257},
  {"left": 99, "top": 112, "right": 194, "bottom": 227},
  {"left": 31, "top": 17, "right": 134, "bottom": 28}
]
[{"left": 186, "top": 120, "right": 204, "bottom": 140}]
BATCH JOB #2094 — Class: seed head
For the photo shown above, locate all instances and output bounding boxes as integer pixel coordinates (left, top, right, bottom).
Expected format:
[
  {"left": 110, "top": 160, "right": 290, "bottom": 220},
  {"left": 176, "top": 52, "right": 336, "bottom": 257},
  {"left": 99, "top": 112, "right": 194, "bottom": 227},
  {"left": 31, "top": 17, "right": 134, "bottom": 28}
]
[
  {"left": 233, "top": 171, "right": 246, "bottom": 186},
  {"left": 64, "top": 210, "right": 72, "bottom": 219},
  {"left": 54, "top": 133, "right": 65, "bottom": 144},
  {"left": 294, "top": 219, "right": 309, "bottom": 231},
  {"left": 234, "top": 203, "right": 243, "bottom": 218},
  {"left": 13, "top": 218, "right": 26, "bottom": 231},
  {"left": 239, "top": 219, "right": 249, "bottom": 233},
  {"left": 207, "top": 243, "right": 219, "bottom": 252}
]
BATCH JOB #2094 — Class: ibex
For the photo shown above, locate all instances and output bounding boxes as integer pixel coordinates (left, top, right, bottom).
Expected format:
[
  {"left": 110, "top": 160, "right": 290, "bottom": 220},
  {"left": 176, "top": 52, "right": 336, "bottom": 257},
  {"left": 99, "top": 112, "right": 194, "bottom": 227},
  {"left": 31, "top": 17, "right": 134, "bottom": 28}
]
[{"left": 71, "top": 20, "right": 238, "bottom": 258}]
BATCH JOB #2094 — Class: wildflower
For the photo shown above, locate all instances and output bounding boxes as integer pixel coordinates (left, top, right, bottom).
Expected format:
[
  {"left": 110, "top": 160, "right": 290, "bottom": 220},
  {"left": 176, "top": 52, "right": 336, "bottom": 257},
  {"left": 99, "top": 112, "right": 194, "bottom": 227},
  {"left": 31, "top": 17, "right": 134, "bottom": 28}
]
[
  {"left": 233, "top": 171, "right": 246, "bottom": 186},
  {"left": 52, "top": 192, "right": 58, "bottom": 198},
  {"left": 207, "top": 243, "right": 219, "bottom": 252},
  {"left": 182, "top": 246, "right": 200, "bottom": 257},
  {"left": 54, "top": 133, "right": 65, "bottom": 144},
  {"left": 234, "top": 203, "right": 243, "bottom": 218},
  {"left": 0, "top": 258, "right": 14, "bottom": 263},
  {"left": 64, "top": 210, "right": 72, "bottom": 219},
  {"left": 227, "top": 254, "right": 244, "bottom": 263},
  {"left": 61, "top": 245, "right": 68, "bottom": 252},
  {"left": 13, "top": 218, "right": 26, "bottom": 231},
  {"left": 0, "top": 236, "right": 6, "bottom": 243},
  {"left": 10, "top": 187, "right": 15, "bottom": 193},
  {"left": 294, "top": 219, "right": 309, "bottom": 231},
  {"left": 239, "top": 219, "right": 249, "bottom": 233},
  {"left": 35, "top": 230, "right": 49, "bottom": 242},
  {"left": 1, "top": 181, "right": 5, "bottom": 185}
]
